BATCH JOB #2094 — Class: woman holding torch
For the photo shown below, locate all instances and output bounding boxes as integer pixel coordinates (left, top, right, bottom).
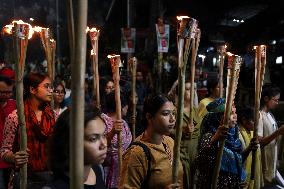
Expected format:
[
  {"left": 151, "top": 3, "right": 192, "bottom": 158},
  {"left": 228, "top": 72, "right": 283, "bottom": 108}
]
[
  {"left": 119, "top": 94, "right": 183, "bottom": 189},
  {"left": 102, "top": 91, "right": 132, "bottom": 189},
  {"left": 168, "top": 78, "right": 199, "bottom": 188},
  {"left": 258, "top": 84, "right": 284, "bottom": 187},
  {"left": 0, "top": 72, "right": 55, "bottom": 189},
  {"left": 195, "top": 99, "right": 257, "bottom": 189}
]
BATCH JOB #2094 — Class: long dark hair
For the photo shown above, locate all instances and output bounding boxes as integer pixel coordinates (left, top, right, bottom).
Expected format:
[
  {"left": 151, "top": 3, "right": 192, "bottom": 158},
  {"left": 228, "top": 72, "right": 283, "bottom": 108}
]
[
  {"left": 104, "top": 91, "right": 128, "bottom": 113},
  {"left": 141, "top": 93, "right": 171, "bottom": 126},
  {"left": 49, "top": 107, "right": 104, "bottom": 178},
  {"left": 23, "top": 72, "right": 49, "bottom": 100},
  {"left": 206, "top": 78, "right": 219, "bottom": 97}
]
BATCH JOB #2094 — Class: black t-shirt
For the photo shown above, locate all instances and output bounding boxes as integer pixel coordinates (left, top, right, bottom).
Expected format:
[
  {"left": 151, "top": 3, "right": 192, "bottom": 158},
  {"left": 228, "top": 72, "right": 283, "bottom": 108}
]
[{"left": 43, "top": 165, "right": 106, "bottom": 189}]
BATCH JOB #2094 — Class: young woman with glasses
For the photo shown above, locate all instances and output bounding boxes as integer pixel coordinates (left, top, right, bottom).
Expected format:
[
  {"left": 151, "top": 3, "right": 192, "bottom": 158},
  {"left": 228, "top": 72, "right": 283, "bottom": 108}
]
[
  {"left": 53, "top": 81, "right": 67, "bottom": 120},
  {"left": 0, "top": 72, "right": 55, "bottom": 189}
]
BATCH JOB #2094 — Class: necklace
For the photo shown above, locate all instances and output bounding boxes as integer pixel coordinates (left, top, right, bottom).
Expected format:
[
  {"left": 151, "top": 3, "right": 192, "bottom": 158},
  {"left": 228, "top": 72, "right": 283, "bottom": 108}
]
[
  {"left": 142, "top": 131, "right": 173, "bottom": 165},
  {"left": 162, "top": 139, "right": 173, "bottom": 165}
]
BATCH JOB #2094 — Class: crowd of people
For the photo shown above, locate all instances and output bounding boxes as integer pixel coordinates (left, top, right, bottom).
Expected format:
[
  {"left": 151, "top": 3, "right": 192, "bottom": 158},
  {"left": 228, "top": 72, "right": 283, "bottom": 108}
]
[{"left": 0, "top": 62, "right": 283, "bottom": 189}]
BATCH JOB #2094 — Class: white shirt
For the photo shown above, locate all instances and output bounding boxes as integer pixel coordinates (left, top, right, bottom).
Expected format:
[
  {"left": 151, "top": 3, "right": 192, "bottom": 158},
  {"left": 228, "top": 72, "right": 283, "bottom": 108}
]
[{"left": 258, "top": 110, "right": 278, "bottom": 183}]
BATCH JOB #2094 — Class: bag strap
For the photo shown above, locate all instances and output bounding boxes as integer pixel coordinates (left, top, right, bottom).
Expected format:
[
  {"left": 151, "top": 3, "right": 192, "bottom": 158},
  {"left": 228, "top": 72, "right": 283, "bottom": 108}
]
[{"left": 131, "top": 141, "right": 151, "bottom": 189}]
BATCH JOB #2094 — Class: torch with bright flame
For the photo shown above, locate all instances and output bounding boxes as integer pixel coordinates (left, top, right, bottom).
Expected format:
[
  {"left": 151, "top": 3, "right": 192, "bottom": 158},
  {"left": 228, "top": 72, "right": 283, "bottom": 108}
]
[
  {"left": 107, "top": 54, "right": 123, "bottom": 174},
  {"left": 250, "top": 45, "right": 266, "bottom": 186},
  {"left": 87, "top": 27, "right": 100, "bottom": 108},
  {"left": 172, "top": 16, "right": 199, "bottom": 184},
  {"left": 2, "top": 19, "right": 36, "bottom": 189},
  {"left": 36, "top": 27, "right": 56, "bottom": 81},
  {"left": 212, "top": 53, "right": 242, "bottom": 189}
]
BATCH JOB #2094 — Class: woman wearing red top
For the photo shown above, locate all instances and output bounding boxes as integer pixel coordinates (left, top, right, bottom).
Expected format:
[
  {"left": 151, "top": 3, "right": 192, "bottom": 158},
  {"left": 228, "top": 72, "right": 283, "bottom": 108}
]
[{"left": 0, "top": 72, "right": 55, "bottom": 189}]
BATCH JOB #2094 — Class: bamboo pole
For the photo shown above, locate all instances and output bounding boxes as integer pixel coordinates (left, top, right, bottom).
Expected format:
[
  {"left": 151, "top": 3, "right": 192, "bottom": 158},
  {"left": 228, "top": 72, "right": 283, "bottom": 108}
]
[
  {"left": 251, "top": 45, "right": 266, "bottom": 182},
  {"left": 88, "top": 28, "right": 100, "bottom": 108},
  {"left": 39, "top": 29, "right": 56, "bottom": 108},
  {"left": 51, "top": 39, "right": 56, "bottom": 81},
  {"left": 39, "top": 29, "right": 53, "bottom": 81},
  {"left": 12, "top": 22, "right": 30, "bottom": 189},
  {"left": 157, "top": 52, "right": 163, "bottom": 93},
  {"left": 129, "top": 57, "right": 137, "bottom": 139},
  {"left": 66, "top": 0, "right": 75, "bottom": 65},
  {"left": 212, "top": 55, "right": 242, "bottom": 189},
  {"left": 217, "top": 45, "right": 226, "bottom": 98},
  {"left": 126, "top": 0, "right": 133, "bottom": 74},
  {"left": 172, "top": 16, "right": 198, "bottom": 184},
  {"left": 108, "top": 55, "right": 123, "bottom": 173},
  {"left": 70, "top": 1, "right": 88, "bottom": 189},
  {"left": 189, "top": 29, "right": 201, "bottom": 133}
]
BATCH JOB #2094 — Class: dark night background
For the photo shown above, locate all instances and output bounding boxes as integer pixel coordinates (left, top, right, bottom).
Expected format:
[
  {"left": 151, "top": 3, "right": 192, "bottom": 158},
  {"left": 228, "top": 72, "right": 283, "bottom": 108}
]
[
  {"left": 0, "top": 0, "right": 283, "bottom": 121},
  {"left": 0, "top": 0, "right": 283, "bottom": 89}
]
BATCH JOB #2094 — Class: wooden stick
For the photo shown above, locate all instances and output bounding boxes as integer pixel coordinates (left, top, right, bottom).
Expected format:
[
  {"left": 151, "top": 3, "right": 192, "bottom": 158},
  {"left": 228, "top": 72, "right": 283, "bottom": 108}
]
[
  {"left": 189, "top": 29, "right": 201, "bottom": 130},
  {"left": 89, "top": 29, "right": 100, "bottom": 108},
  {"left": 13, "top": 22, "right": 29, "bottom": 189},
  {"left": 217, "top": 45, "right": 226, "bottom": 98},
  {"left": 172, "top": 16, "right": 197, "bottom": 184},
  {"left": 109, "top": 55, "right": 123, "bottom": 173},
  {"left": 51, "top": 39, "right": 56, "bottom": 81},
  {"left": 157, "top": 52, "right": 163, "bottom": 93},
  {"left": 39, "top": 29, "right": 55, "bottom": 108},
  {"left": 129, "top": 57, "right": 137, "bottom": 139},
  {"left": 251, "top": 45, "right": 266, "bottom": 181},
  {"left": 70, "top": 0, "right": 88, "bottom": 188},
  {"left": 66, "top": 0, "right": 75, "bottom": 65},
  {"left": 41, "top": 29, "right": 53, "bottom": 81},
  {"left": 212, "top": 55, "right": 242, "bottom": 189}
]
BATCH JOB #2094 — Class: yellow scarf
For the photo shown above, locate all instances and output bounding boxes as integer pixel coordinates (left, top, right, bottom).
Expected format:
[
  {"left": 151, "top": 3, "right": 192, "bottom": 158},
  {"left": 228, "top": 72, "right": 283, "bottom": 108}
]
[{"left": 239, "top": 127, "right": 262, "bottom": 189}]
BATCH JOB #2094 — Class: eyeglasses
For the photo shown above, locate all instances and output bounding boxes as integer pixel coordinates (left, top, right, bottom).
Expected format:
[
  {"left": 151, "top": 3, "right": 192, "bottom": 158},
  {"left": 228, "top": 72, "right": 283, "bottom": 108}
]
[
  {"left": 38, "top": 83, "right": 53, "bottom": 90},
  {"left": 54, "top": 90, "right": 66, "bottom": 95}
]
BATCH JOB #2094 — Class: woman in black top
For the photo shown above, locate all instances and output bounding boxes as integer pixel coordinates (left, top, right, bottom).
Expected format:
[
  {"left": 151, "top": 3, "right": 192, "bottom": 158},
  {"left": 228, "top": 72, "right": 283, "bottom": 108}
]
[{"left": 43, "top": 108, "right": 107, "bottom": 189}]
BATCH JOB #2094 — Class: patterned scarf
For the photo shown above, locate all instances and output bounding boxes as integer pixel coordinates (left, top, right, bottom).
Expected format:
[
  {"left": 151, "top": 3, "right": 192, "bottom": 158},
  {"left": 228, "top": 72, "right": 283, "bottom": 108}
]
[
  {"left": 23, "top": 99, "right": 55, "bottom": 171},
  {"left": 200, "top": 98, "right": 246, "bottom": 182}
]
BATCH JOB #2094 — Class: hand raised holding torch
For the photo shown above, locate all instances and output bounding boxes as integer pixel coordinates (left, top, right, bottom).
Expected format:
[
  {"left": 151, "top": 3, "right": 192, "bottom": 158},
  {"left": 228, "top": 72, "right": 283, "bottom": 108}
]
[
  {"left": 212, "top": 54, "right": 242, "bottom": 189},
  {"left": 108, "top": 54, "right": 123, "bottom": 173}
]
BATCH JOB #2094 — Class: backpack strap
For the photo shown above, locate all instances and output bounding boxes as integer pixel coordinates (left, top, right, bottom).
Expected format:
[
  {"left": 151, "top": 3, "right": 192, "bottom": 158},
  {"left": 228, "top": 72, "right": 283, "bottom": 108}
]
[{"left": 131, "top": 141, "right": 151, "bottom": 189}]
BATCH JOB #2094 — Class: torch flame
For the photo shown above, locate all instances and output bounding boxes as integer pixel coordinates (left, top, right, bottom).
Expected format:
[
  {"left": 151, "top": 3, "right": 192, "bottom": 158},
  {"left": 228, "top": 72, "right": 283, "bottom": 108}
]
[
  {"left": 86, "top": 27, "right": 100, "bottom": 33},
  {"left": 91, "top": 49, "right": 96, "bottom": 56},
  {"left": 177, "top": 16, "right": 190, "bottom": 20},
  {"left": 227, "top": 52, "right": 234, "bottom": 56},
  {"left": 107, "top": 54, "right": 120, "bottom": 59},
  {"left": 3, "top": 20, "right": 35, "bottom": 39},
  {"left": 33, "top": 26, "right": 49, "bottom": 33}
]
